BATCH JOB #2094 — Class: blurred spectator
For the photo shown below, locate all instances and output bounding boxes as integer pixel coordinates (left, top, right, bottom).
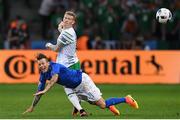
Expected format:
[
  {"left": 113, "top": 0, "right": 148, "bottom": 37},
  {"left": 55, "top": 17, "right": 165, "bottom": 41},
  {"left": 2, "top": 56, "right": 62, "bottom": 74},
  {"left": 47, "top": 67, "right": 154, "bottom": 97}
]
[
  {"left": 0, "top": 0, "right": 2, "bottom": 49},
  {"left": 120, "top": 34, "right": 136, "bottom": 50},
  {"left": 166, "top": 4, "right": 180, "bottom": 49},
  {"left": 94, "top": 36, "right": 106, "bottom": 49},
  {"left": 77, "top": 28, "right": 92, "bottom": 50},
  {"left": 0, "top": 0, "right": 179, "bottom": 50},
  {"left": 77, "top": 35, "right": 89, "bottom": 50},
  {"left": 133, "top": 34, "right": 144, "bottom": 50},
  {"left": 0, "top": 0, "right": 2, "bottom": 20},
  {"left": 1, "top": 0, "right": 9, "bottom": 23},
  {"left": 0, "top": 30, "right": 2, "bottom": 49},
  {"left": 39, "top": 0, "right": 68, "bottom": 40},
  {"left": 74, "top": 2, "right": 86, "bottom": 36},
  {"left": 1, "top": 0, "right": 9, "bottom": 46},
  {"left": 24, "top": 0, "right": 32, "bottom": 9},
  {"left": 121, "top": 13, "right": 138, "bottom": 37},
  {"left": 6, "top": 16, "right": 29, "bottom": 49},
  {"left": 137, "top": 3, "right": 155, "bottom": 35},
  {"left": 39, "top": 0, "right": 55, "bottom": 40},
  {"left": 50, "top": 5, "right": 65, "bottom": 39},
  {"left": 144, "top": 33, "right": 158, "bottom": 50},
  {"left": 7, "top": 21, "right": 19, "bottom": 49},
  {"left": 18, "top": 23, "right": 30, "bottom": 49}
]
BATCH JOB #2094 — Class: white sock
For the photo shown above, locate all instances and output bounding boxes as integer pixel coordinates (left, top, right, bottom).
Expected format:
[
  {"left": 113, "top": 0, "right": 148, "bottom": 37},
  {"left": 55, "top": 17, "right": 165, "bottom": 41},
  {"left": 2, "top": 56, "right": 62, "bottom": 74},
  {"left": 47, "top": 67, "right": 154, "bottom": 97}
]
[
  {"left": 68, "top": 93, "right": 82, "bottom": 111},
  {"left": 64, "top": 87, "right": 83, "bottom": 111}
]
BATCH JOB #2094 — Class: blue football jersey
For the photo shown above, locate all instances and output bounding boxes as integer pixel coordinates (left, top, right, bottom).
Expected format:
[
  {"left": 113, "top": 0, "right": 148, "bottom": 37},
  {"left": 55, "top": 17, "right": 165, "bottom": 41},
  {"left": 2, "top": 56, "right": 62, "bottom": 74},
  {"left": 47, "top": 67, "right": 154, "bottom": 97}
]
[{"left": 38, "top": 62, "right": 82, "bottom": 91}]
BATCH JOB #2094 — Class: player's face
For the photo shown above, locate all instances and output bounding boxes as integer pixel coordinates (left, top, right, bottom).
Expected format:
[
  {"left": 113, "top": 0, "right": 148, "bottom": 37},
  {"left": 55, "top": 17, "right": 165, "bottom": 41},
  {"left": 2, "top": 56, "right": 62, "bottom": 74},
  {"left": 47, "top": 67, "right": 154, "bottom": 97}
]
[
  {"left": 37, "top": 58, "right": 49, "bottom": 73},
  {"left": 63, "top": 14, "right": 75, "bottom": 28}
]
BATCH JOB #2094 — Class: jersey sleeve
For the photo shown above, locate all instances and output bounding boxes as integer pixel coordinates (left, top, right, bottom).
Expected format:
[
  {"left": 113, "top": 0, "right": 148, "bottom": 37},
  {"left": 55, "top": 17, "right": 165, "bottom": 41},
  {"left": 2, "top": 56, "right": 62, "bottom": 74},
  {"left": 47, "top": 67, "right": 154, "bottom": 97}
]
[
  {"left": 51, "top": 64, "right": 60, "bottom": 76},
  {"left": 37, "top": 74, "right": 46, "bottom": 91},
  {"left": 57, "top": 31, "right": 75, "bottom": 45}
]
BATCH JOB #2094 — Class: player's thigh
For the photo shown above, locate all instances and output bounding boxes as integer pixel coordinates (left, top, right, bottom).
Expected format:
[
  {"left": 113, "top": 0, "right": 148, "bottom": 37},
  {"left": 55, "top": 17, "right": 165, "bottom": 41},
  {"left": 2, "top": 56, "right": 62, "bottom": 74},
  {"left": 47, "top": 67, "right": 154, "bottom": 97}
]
[
  {"left": 64, "top": 87, "right": 80, "bottom": 101},
  {"left": 64, "top": 87, "right": 74, "bottom": 95},
  {"left": 76, "top": 73, "right": 102, "bottom": 102}
]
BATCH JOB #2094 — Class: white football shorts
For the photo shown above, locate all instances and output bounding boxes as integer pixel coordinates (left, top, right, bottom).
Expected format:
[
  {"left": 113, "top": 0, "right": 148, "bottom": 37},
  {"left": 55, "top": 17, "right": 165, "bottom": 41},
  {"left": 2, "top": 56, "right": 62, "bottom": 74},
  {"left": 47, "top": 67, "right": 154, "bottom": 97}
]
[{"left": 74, "top": 73, "right": 102, "bottom": 102}]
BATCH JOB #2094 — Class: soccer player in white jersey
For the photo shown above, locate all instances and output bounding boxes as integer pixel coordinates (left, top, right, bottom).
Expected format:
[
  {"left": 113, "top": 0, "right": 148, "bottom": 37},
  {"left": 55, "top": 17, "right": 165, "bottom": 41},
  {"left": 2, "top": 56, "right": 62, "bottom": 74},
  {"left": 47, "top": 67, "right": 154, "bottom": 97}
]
[
  {"left": 23, "top": 53, "right": 139, "bottom": 116},
  {"left": 45, "top": 11, "right": 87, "bottom": 116},
  {"left": 45, "top": 11, "right": 119, "bottom": 116}
]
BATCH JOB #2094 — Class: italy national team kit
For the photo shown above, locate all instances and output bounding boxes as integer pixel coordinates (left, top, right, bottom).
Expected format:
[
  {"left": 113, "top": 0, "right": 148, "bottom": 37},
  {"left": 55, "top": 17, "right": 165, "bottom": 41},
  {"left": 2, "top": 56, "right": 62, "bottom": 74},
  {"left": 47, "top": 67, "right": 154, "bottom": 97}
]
[{"left": 38, "top": 62, "right": 82, "bottom": 91}]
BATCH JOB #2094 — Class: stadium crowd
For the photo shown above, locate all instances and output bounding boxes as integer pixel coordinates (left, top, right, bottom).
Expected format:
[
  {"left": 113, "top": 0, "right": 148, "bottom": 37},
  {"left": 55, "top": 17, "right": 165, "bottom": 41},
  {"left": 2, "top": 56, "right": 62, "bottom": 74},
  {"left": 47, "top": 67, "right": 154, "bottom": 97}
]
[{"left": 0, "top": 0, "right": 179, "bottom": 50}]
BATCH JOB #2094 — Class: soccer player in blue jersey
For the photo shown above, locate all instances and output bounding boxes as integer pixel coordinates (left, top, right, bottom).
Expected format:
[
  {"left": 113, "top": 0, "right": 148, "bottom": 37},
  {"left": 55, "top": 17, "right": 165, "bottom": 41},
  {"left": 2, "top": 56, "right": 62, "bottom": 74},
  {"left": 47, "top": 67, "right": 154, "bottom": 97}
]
[{"left": 23, "top": 53, "right": 139, "bottom": 116}]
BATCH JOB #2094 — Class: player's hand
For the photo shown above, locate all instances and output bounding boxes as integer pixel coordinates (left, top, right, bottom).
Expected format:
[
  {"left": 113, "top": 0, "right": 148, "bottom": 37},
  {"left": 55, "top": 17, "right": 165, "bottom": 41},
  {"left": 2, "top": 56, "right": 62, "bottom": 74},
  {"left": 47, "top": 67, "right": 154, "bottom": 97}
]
[
  {"left": 45, "top": 42, "right": 52, "bottom": 49},
  {"left": 58, "top": 21, "right": 64, "bottom": 32},
  {"left": 22, "top": 106, "right": 34, "bottom": 114},
  {"left": 33, "top": 91, "right": 45, "bottom": 96}
]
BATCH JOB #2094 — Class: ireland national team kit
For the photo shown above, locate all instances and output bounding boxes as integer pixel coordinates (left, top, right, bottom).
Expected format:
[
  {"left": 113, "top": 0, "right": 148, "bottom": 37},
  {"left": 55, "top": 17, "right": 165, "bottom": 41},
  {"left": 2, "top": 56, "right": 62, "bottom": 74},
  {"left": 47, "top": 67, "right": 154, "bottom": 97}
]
[
  {"left": 55, "top": 26, "right": 82, "bottom": 111},
  {"left": 55, "top": 27, "right": 79, "bottom": 69},
  {"left": 55, "top": 27, "right": 82, "bottom": 102}
]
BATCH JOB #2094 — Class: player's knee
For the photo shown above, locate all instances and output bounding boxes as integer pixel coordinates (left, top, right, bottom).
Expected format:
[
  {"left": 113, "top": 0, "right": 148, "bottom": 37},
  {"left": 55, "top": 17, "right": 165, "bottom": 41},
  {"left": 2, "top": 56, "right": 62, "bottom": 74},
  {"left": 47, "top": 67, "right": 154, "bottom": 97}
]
[
  {"left": 68, "top": 94, "right": 73, "bottom": 99},
  {"left": 96, "top": 98, "right": 106, "bottom": 109},
  {"left": 68, "top": 93, "right": 77, "bottom": 100},
  {"left": 99, "top": 103, "right": 106, "bottom": 109}
]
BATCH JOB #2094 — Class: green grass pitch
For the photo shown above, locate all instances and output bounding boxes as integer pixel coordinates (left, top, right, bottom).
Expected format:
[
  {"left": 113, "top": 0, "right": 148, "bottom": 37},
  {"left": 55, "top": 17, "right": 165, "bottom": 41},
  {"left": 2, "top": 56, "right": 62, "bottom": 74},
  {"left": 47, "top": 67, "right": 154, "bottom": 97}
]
[{"left": 0, "top": 84, "right": 180, "bottom": 119}]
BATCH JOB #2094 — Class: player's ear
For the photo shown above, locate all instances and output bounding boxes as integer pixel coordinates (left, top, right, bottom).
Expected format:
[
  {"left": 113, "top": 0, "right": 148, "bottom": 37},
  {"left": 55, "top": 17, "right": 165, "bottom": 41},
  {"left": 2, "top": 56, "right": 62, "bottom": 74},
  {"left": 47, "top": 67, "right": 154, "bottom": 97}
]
[
  {"left": 35, "top": 59, "right": 38, "bottom": 63},
  {"left": 72, "top": 21, "right": 76, "bottom": 28},
  {"left": 72, "top": 19, "right": 76, "bottom": 25},
  {"left": 47, "top": 57, "right": 51, "bottom": 62}
]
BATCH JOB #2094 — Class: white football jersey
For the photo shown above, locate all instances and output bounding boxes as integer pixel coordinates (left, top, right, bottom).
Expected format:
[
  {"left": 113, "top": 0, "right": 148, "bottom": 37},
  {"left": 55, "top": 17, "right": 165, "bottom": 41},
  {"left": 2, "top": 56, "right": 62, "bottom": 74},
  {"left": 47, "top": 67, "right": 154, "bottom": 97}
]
[{"left": 56, "top": 27, "right": 79, "bottom": 67}]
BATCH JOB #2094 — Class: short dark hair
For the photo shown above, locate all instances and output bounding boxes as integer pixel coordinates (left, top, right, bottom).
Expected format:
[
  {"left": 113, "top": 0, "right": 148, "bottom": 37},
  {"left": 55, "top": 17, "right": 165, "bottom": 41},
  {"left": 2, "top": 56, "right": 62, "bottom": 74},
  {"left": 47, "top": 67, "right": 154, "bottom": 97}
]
[{"left": 36, "top": 53, "right": 48, "bottom": 61}]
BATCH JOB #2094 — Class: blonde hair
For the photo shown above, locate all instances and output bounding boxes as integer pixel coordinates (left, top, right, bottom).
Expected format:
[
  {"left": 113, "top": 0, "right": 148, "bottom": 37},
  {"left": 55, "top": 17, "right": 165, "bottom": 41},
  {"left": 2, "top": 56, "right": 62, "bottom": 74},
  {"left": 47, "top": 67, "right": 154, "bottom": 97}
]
[{"left": 65, "top": 11, "right": 76, "bottom": 21}]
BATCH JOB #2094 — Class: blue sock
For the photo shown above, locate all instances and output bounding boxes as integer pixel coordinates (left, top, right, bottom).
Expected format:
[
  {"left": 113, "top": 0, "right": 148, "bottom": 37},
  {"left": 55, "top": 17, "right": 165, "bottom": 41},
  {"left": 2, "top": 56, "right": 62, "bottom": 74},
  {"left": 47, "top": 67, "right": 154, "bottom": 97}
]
[{"left": 105, "top": 97, "right": 126, "bottom": 108}]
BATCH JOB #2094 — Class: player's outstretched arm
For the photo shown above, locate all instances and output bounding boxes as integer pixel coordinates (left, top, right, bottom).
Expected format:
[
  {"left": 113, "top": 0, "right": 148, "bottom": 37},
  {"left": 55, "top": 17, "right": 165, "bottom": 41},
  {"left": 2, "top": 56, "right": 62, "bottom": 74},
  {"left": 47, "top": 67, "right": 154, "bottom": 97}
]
[
  {"left": 22, "top": 94, "right": 42, "bottom": 114},
  {"left": 23, "top": 79, "right": 46, "bottom": 115},
  {"left": 45, "top": 40, "right": 64, "bottom": 52},
  {"left": 34, "top": 74, "right": 59, "bottom": 96},
  {"left": 22, "top": 106, "right": 34, "bottom": 114},
  {"left": 45, "top": 42, "right": 59, "bottom": 52}
]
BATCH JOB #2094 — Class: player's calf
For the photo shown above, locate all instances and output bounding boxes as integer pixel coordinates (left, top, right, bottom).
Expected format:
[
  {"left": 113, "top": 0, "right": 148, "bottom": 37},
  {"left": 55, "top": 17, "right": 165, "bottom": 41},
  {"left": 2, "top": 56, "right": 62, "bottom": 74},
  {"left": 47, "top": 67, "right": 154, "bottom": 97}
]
[{"left": 95, "top": 98, "right": 120, "bottom": 115}]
